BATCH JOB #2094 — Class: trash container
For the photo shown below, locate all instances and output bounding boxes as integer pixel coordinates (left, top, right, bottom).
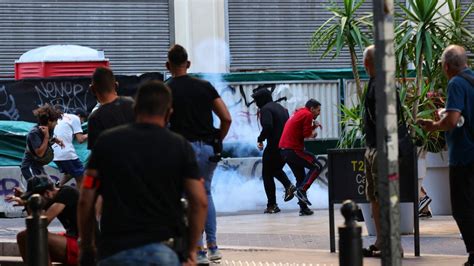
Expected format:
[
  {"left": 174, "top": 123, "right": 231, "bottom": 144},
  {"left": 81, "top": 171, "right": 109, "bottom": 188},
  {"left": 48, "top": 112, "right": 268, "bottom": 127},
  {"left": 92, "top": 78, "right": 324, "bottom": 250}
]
[{"left": 15, "top": 44, "right": 109, "bottom": 80}]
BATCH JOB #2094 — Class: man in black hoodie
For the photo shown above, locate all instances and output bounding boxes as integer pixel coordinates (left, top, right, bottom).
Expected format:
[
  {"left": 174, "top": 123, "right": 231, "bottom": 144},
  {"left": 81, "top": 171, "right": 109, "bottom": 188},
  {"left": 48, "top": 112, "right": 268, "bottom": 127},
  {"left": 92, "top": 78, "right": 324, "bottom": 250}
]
[{"left": 252, "top": 88, "right": 296, "bottom": 214}]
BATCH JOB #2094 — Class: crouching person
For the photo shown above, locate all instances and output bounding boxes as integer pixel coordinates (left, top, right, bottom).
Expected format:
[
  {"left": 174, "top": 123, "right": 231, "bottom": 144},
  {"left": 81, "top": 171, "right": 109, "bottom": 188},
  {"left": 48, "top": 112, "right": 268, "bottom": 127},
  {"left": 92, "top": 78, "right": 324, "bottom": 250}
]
[
  {"left": 77, "top": 80, "right": 208, "bottom": 265},
  {"left": 6, "top": 177, "right": 79, "bottom": 265}
]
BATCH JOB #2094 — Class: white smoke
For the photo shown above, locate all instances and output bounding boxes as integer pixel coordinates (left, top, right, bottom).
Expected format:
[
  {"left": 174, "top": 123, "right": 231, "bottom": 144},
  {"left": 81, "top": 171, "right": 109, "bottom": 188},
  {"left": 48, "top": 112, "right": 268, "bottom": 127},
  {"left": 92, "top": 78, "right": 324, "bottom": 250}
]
[
  {"left": 212, "top": 158, "right": 328, "bottom": 213},
  {"left": 191, "top": 38, "right": 328, "bottom": 213},
  {"left": 192, "top": 38, "right": 230, "bottom": 73},
  {"left": 193, "top": 39, "right": 261, "bottom": 157},
  {"left": 212, "top": 167, "right": 329, "bottom": 213}
]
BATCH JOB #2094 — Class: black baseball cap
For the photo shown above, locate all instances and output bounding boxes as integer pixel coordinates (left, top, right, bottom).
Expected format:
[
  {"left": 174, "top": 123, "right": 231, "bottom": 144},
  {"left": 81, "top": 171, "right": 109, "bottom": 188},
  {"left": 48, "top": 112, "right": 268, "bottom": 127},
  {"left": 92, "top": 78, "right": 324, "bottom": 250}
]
[{"left": 20, "top": 177, "right": 54, "bottom": 200}]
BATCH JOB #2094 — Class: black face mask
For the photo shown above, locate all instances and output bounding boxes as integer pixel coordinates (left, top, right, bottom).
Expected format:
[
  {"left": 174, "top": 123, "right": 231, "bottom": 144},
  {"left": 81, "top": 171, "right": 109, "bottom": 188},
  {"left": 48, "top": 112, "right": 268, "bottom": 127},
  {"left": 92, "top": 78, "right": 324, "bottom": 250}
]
[{"left": 255, "top": 94, "right": 273, "bottom": 108}]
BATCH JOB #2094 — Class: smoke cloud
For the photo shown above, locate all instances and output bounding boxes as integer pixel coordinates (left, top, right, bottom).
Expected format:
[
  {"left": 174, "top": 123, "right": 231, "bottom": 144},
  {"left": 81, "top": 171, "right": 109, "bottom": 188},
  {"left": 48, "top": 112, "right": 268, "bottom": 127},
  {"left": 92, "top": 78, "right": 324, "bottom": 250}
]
[
  {"left": 213, "top": 160, "right": 328, "bottom": 213},
  {"left": 192, "top": 38, "right": 328, "bottom": 213}
]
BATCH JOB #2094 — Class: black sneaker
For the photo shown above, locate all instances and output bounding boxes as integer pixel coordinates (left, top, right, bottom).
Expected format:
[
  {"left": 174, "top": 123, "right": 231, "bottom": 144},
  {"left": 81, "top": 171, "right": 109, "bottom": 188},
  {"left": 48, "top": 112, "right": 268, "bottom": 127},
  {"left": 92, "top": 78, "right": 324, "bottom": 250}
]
[
  {"left": 284, "top": 185, "right": 296, "bottom": 202},
  {"left": 418, "top": 210, "right": 432, "bottom": 219},
  {"left": 362, "top": 245, "right": 380, "bottom": 257},
  {"left": 418, "top": 195, "right": 432, "bottom": 212},
  {"left": 264, "top": 205, "right": 281, "bottom": 214},
  {"left": 295, "top": 188, "right": 312, "bottom": 206},
  {"left": 299, "top": 207, "right": 314, "bottom": 216}
]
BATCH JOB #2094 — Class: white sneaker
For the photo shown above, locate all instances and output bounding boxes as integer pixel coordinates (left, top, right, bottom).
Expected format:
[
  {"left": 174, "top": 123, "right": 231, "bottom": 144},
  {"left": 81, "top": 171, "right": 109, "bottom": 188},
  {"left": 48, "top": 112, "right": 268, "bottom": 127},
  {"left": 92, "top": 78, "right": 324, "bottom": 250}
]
[
  {"left": 208, "top": 246, "right": 222, "bottom": 261},
  {"left": 197, "top": 250, "right": 210, "bottom": 264}
]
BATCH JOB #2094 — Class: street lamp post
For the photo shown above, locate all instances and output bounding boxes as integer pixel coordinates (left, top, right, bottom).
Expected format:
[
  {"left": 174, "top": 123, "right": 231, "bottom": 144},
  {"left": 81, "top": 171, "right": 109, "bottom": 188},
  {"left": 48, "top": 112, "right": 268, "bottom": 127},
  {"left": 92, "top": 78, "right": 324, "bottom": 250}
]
[{"left": 372, "top": 1, "right": 402, "bottom": 265}]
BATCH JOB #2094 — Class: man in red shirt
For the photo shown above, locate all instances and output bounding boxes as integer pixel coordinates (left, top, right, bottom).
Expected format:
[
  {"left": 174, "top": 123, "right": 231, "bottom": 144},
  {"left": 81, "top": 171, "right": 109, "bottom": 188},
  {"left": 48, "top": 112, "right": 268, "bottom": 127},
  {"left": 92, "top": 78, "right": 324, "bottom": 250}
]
[{"left": 279, "top": 99, "right": 327, "bottom": 215}]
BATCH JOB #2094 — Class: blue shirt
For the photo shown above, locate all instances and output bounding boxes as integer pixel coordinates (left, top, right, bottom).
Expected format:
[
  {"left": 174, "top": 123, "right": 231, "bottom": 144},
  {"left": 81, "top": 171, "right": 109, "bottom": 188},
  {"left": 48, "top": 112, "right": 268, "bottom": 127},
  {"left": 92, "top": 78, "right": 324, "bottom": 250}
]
[{"left": 445, "top": 68, "right": 474, "bottom": 166}]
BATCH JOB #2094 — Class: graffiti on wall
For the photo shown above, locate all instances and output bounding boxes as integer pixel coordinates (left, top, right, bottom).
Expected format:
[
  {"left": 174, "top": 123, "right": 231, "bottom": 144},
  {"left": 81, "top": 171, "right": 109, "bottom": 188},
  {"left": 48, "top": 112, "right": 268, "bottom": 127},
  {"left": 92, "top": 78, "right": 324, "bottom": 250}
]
[
  {"left": 34, "top": 81, "right": 88, "bottom": 114},
  {"left": 0, "top": 85, "right": 20, "bottom": 120},
  {"left": 0, "top": 73, "right": 163, "bottom": 122},
  {"left": 0, "top": 167, "right": 76, "bottom": 217}
]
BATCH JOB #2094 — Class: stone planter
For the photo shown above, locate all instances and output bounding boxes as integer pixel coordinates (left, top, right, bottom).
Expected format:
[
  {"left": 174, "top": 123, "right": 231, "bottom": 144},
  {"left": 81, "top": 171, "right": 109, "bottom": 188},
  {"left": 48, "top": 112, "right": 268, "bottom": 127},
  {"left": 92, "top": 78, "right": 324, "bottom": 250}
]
[
  {"left": 360, "top": 202, "right": 414, "bottom": 236},
  {"left": 422, "top": 151, "right": 451, "bottom": 215}
]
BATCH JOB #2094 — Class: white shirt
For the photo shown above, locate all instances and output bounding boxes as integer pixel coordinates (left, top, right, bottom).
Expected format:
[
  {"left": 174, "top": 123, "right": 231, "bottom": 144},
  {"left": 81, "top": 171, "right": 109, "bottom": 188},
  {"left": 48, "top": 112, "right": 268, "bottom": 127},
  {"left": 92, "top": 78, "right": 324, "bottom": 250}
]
[{"left": 53, "top": 113, "right": 83, "bottom": 161}]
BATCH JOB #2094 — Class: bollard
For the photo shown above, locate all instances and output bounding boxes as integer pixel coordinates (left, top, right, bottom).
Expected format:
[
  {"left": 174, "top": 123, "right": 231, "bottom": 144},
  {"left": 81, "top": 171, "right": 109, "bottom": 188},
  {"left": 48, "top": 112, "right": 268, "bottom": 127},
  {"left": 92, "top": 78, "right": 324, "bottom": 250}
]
[
  {"left": 26, "top": 194, "right": 48, "bottom": 266},
  {"left": 338, "top": 200, "right": 362, "bottom": 266}
]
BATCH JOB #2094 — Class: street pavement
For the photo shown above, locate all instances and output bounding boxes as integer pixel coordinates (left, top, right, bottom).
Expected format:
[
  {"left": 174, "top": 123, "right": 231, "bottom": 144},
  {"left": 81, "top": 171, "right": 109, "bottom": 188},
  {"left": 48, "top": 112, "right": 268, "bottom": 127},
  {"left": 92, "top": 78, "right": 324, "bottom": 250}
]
[{"left": 0, "top": 209, "right": 469, "bottom": 265}]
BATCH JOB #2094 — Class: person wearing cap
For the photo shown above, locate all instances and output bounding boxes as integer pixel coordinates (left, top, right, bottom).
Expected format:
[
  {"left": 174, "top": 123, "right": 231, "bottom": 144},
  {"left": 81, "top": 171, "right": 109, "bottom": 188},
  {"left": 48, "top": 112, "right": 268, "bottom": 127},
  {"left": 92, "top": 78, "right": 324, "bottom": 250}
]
[
  {"left": 6, "top": 177, "right": 79, "bottom": 265},
  {"left": 20, "top": 104, "right": 64, "bottom": 181},
  {"left": 252, "top": 88, "right": 296, "bottom": 214},
  {"left": 53, "top": 111, "right": 88, "bottom": 187},
  {"left": 279, "top": 99, "right": 327, "bottom": 216}
]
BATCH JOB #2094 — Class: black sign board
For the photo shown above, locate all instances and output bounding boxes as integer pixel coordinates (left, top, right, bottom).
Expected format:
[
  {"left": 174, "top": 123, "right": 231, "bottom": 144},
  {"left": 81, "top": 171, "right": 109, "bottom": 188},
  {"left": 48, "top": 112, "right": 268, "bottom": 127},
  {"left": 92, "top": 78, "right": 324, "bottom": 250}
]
[
  {"left": 328, "top": 148, "right": 367, "bottom": 203},
  {"left": 328, "top": 148, "right": 417, "bottom": 203},
  {"left": 327, "top": 147, "right": 420, "bottom": 256}
]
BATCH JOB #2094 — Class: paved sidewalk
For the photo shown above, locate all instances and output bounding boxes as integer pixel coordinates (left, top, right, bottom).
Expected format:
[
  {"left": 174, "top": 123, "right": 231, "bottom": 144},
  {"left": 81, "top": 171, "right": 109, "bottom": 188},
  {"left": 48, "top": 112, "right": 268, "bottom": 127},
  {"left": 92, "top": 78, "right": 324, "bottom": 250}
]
[
  {"left": 217, "top": 210, "right": 465, "bottom": 256},
  {"left": 0, "top": 209, "right": 468, "bottom": 265},
  {"left": 218, "top": 248, "right": 467, "bottom": 265}
]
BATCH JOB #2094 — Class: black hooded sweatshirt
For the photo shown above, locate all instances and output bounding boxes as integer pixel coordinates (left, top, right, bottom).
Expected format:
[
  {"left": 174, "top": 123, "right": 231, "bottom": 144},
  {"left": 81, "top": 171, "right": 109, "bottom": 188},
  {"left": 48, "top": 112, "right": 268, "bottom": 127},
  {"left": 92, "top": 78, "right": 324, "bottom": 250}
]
[{"left": 256, "top": 96, "right": 290, "bottom": 150}]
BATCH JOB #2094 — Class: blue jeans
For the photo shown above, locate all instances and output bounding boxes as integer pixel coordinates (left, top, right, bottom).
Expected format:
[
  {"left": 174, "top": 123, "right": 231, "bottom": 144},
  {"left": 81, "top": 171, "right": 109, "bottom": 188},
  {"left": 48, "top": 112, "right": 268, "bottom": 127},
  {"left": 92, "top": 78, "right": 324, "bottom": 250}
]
[
  {"left": 191, "top": 141, "right": 218, "bottom": 246},
  {"left": 98, "top": 243, "right": 180, "bottom": 266}
]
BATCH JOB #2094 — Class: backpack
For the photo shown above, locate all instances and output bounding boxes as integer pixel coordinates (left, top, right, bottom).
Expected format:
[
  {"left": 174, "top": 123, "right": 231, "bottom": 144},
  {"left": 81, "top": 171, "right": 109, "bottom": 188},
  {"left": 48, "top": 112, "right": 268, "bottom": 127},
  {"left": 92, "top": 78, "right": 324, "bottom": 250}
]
[{"left": 26, "top": 127, "right": 54, "bottom": 165}]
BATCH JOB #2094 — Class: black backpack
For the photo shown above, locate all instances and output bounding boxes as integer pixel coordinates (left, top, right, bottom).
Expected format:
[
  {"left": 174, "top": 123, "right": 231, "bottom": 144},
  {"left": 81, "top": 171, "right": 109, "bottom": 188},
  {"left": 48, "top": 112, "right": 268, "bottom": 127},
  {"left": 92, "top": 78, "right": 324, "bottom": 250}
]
[{"left": 26, "top": 127, "right": 54, "bottom": 165}]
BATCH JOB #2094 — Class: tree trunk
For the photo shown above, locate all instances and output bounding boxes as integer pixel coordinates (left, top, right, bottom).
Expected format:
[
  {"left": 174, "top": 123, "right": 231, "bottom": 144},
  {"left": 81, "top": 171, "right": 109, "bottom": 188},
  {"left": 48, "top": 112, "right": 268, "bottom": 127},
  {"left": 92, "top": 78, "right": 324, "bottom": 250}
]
[{"left": 349, "top": 45, "right": 363, "bottom": 98}]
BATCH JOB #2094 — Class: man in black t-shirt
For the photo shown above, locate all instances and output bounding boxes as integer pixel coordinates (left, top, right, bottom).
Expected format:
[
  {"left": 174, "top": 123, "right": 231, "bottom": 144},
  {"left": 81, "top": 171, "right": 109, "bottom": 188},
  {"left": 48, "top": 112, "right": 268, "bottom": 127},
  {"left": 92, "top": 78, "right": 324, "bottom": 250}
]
[
  {"left": 78, "top": 81, "right": 208, "bottom": 265},
  {"left": 7, "top": 177, "right": 79, "bottom": 265},
  {"left": 166, "top": 44, "right": 232, "bottom": 264},
  {"left": 86, "top": 67, "right": 134, "bottom": 232},
  {"left": 87, "top": 67, "right": 134, "bottom": 150}
]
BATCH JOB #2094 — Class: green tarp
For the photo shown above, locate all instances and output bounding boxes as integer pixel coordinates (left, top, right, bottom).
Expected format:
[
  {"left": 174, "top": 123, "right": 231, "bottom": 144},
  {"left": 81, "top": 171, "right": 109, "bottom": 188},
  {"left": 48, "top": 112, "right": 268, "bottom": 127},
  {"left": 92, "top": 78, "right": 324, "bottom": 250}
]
[
  {"left": 195, "top": 68, "right": 370, "bottom": 82},
  {"left": 0, "top": 121, "right": 90, "bottom": 166}
]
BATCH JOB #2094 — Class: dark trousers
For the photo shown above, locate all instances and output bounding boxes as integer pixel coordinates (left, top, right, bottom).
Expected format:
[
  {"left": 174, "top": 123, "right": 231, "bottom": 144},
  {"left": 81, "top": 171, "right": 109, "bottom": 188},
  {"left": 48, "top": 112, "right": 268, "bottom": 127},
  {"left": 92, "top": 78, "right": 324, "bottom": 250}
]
[
  {"left": 280, "top": 149, "right": 322, "bottom": 208},
  {"left": 262, "top": 148, "right": 291, "bottom": 207},
  {"left": 450, "top": 162, "right": 474, "bottom": 253},
  {"left": 20, "top": 159, "right": 46, "bottom": 180}
]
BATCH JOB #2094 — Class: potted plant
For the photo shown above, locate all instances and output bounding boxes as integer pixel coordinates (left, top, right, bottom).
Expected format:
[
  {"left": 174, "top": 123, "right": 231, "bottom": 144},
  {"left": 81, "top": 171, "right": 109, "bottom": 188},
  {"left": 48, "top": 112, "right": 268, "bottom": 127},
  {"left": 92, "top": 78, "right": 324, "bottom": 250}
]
[{"left": 395, "top": 0, "right": 473, "bottom": 215}]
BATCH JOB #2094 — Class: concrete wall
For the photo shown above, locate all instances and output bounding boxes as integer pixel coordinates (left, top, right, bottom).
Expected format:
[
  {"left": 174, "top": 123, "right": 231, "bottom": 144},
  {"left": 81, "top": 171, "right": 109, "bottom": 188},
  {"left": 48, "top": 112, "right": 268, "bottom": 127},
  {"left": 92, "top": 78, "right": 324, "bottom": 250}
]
[
  {"left": 173, "top": 0, "right": 228, "bottom": 73},
  {"left": 0, "top": 166, "right": 76, "bottom": 218}
]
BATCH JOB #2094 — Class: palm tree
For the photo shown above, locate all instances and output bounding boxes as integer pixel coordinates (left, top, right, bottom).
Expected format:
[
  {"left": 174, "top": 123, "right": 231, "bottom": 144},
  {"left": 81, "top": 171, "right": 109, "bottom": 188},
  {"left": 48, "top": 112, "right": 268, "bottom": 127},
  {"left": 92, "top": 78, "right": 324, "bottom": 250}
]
[
  {"left": 445, "top": 0, "right": 474, "bottom": 51},
  {"left": 395, "top": 0, "right": 473, "bottom": 137},
  {"left": 309, "top": 0, "right": 372, "bottom": 97}
]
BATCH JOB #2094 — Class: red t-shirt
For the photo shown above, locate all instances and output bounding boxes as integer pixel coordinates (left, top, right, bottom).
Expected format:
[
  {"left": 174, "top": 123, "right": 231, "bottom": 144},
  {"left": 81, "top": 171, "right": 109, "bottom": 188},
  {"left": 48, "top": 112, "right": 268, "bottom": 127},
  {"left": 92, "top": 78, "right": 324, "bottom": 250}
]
[{"left": 279, "top": 107, "right": 315, "bottom": 150}]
